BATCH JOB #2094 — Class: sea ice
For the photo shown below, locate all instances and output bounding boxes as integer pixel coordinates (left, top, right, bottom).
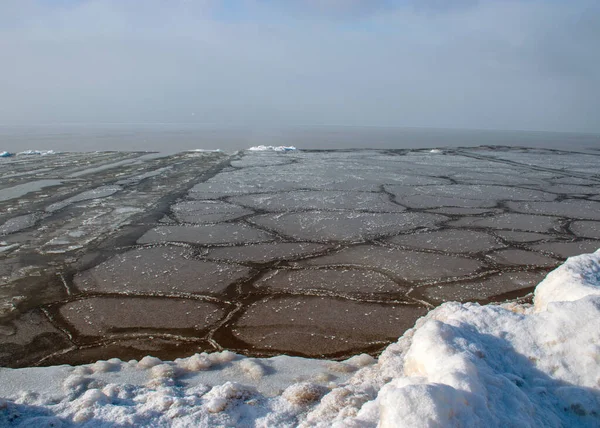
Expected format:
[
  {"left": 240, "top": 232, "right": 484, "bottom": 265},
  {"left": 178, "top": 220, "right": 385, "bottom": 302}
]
[
  {"left": 57, "top": 297, "right": 225, "bottom": 340},
  {"left": 137, "top": 224, "right": 275, "bottom": 245},
  {"left": 75, "top": 246, "right": 252, "bottom": 295},
  {"left": 486, "top": 248, "right": 560, "bottom": 267},
  {"left": 418, "top": 271, "right": 545, "bottom": 304},
  {"left": 507, "top": 199, "right": 600, "bottom": 221},
  {"left": 530, "top": 240, "right": 600, "bottom": 259},
  {"left": 387, "top": 229, "right": 502, "bottom": 253},
  {"left": 255, "top": 268, "right": 407, "bottom": 296},
  {"left": 230, "top": 190, "right": 406, "bottom": 213},
  {"left": 248, "top": 212, "right": 446, "bottom": 243},
  {"left": 302, "top": 245, "right": 483, "bottom": 282},
  {"left": 232, "top": 296, "right": 427, "bottom": 356},
  {"left": 571, "top": 220, "right": 600, "bottom": 239},
  {"left": 205, "top": 242, "right": 329, "bottom": 263}
]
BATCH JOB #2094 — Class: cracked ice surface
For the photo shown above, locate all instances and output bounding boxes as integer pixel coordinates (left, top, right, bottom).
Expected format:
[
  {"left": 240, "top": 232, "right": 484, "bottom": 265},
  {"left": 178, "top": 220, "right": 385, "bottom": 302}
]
[{"left": 1, "top": 146, "right": 599, "bottom": 368}]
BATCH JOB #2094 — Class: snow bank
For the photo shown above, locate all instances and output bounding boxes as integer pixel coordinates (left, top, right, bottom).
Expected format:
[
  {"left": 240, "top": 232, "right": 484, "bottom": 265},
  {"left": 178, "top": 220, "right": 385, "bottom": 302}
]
[
  {"left": 17, "top": 150, "right": 57, "bottom": 156},
  {"left": 247, "top": 145, "right": 297, "bottom": 152},
  {"left": 1, "top": 250, "right": 599, "bottom": 427}
]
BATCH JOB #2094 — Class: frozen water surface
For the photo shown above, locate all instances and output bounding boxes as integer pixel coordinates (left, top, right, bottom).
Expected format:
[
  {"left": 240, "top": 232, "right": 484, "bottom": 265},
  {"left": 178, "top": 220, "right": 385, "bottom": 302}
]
[
  {"left": 205, "top": 242, "right": 330, "bottom": 263},
  {"left": 248, "top": 211, "right": 446, "bottom": 243},
  {"left": 230, "top": 190, "right": 406, "bottom": 213},
  {"left": 0, "top": 146, "right": 599, "bottom": 366},
  {"left": 255, "top": 268, "right": 407, "bottom": 296},
  {"left": 418, "top": 271, "right": 546, "bottom": 304},
  {"left": 386, "top": 229, "right": 502, "bottom": 253},
  {"left": 486, "top": 249, "right": 560, "bottom": 267},
  {"left": 449, "top": 212, "right": 562, "bottom": 232},
  {"left": 138, "top": 224, "right": 274, "bottom": 245},
  {"left": 530, "top": 240, "right": 600, "bottom": 258},
  {"left": 74, "top": 247, "right": 252, "bottom": 296},
  {"left": 571, "top": 220, "right": 600, "bottom": 239},
  {"left": 494, "top": 230, "right": 551, "bottom": 243},
  {"left": 171, "top": 200, "right": 253, "bottom": 223},
  {"left": 232, "top": 296, "right": 427, "bottom": 356},
  {"left": 57, "top": 297, "right": 225, "bottom": 339},
  {"left": 507, "top": 199, "right": 600, "bottom": 220},
  {"left": 302, "top": 245, "right": 483, "bottom": 282}
]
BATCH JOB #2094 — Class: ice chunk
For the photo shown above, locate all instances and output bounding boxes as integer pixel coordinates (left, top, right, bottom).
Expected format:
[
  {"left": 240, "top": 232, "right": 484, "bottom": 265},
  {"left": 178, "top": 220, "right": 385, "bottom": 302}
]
[
  {"left": 507, "top": 200, "right": 600, "bottom": 220},
  {"left": 75, "top": 246, "right": 251, "bottom": 295},
  {"left": 571, "top": 221, "right": 600, "bottom": 239},
  {"left": 247, "top": 145, "right": 297, "bottom": 152},
  {"left": 256, "top": 268, "right": 406, "bottom": 296},
  {"left": 58, "top": 297, "right": 225, "bottom": 340},
  {"left": 171, "top": 201, "right": 253, "bottom": 223},
  {"left": 486, "top": 249, "right": 559, "bottom": 267},
  {"left": 530, "top": 241, "right": 600, "bottom": 259},
  {"left": 230, "top": 191, "right": 405, "bottom": 213},
  {"left": 137, "top": 224, "right": 274, "bottom": 245},
  {"left": 302, "top": 245, "right": 483, "bottom": 282},
  {"left": 449, "top": 213, "right": 561, "bottom": 233},
  {"left": 387, "top": 229, "right": 502, "bottom": 253},
  {"left": 248, "top": 212, "right": 446, "bottom": 243},
  {"left": 205, "top": 242, "right": 329, "bottom": 263},
  {"left": 418, "top": 271, "right": 546, "bottom": 304},
  {"left": 0, "top": 179, "right": 63, "bottom": 202},
  {"left": 0, "top": 213, "right": 41, "bottom": 235},
  {"left": 233, "top": 296, "right": 428, "bottom": 356}
]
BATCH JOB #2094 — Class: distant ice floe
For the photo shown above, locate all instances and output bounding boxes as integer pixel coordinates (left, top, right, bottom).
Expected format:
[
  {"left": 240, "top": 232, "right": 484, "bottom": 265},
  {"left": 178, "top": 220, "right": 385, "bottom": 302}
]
[
  {"left": 17, "top": 150, "right": 57, "bottom": 156},
  {"left": 429, "top": 149, "right": 442, "bottom": 154},
  {"left": 0, "top": 151, "right": 13, "bottom": 158},
  {"left": 187, "top": 149, "right": 223, "bottom": 153},
  {"left": 0, "top": 250, "right": 599, "bottom": 426},
  {"left": 248, "top": 145, "right": 297, "bottom": 152}
]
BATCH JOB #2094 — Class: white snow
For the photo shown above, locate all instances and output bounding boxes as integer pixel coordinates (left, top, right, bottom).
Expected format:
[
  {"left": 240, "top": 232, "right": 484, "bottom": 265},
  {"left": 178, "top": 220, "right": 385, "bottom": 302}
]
[
  {"left": 247, "top": 145, "right": 297, "bottom": 152},
  {"left": 1, "top": 249, "right": 599, "bottom": 427},
  {"left": 17, "top": 149, "right": 57, "bottom": 156}
]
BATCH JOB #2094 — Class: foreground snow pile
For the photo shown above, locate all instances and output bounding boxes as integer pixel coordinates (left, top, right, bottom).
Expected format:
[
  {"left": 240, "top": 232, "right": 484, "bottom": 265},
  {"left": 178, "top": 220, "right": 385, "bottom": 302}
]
[
  {"left": 1, "top": 250, "right": 599, "bottom": 427},
  {"left": 247, "top": 145, "right": 297, "bottom": 152}
]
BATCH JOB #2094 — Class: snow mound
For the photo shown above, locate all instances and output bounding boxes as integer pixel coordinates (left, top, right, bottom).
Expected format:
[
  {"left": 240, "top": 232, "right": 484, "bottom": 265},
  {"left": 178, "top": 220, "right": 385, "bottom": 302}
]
[
  {"left": 247, "top": 145, "right": 297, "bottom": 152},
  {"left": 0, "top": 250, "right": 599, "bottom": 426},
  {"left": 17, "top": 150, "right": 57, "bottom": 156}
]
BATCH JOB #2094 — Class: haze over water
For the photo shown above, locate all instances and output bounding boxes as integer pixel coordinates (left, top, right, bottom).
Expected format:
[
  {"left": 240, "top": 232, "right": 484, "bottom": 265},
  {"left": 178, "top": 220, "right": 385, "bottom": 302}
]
[{"left": 1, "top": 124, "right": 599, "bottom": 153}]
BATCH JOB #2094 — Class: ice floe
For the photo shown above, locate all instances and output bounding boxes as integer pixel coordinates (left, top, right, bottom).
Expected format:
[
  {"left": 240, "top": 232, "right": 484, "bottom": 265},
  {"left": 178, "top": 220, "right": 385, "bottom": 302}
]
[
  {"left": 0, "top": 249, "right": 599, "bottom": 426},
  {"left": 17, "top": 149, "right": 57, "bottom": 156},
  {"left": 247, "top": 145, "right": 297, "bottom": 152}
]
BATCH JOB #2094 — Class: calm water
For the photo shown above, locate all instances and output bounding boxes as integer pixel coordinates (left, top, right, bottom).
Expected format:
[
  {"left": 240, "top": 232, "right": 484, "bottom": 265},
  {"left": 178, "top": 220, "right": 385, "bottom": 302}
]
[{"left": 1, "top": 124, "right": 599, "bottom": 153}]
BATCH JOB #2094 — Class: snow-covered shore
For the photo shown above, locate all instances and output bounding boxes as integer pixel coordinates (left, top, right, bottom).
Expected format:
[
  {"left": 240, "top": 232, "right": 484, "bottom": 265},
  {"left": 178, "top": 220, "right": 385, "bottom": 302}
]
[{"left": 1, "top": 249, "right": 599, "bottom": 427}]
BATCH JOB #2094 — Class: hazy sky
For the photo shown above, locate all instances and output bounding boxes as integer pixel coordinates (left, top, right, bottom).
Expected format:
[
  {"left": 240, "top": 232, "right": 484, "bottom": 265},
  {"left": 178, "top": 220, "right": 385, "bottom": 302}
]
[{"left": 1, "top": 0, "right": 599, "bottom": 132}]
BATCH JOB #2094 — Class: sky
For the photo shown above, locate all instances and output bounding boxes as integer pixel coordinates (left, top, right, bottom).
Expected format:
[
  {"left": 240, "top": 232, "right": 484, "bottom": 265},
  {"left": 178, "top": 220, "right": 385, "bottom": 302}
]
[{"left": 0, "top": 0, "right": 599, "bottom": 133}]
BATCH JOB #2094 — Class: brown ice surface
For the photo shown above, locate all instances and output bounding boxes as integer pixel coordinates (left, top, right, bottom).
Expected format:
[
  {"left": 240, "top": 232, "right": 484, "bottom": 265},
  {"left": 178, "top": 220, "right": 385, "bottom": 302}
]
[
  {"left": 232, "top": 296, "right": 427, "bottom": 356},
  {"left": 255, "top": 268, "right": 407, "bottom": 296},
  {"left": 205, "top": 242, "right": 330, "bottom": 263},
  {"left": 138, "top": 224, "right": 274, "bottom": 245},
  {"left": 75, "top": 246, "right": 252, "bottom": 296},
  {"left": 417, "top": 271, "right": 546, "bottom": 304},
  {"left": 1, "top": 147, "right": 599, "bottom": 366},
  {"left": 386, "top": 229, "right": 502, "bottom": 253},
  {"left": 58, "top": 297, "right": 225, "bottom": 339},
  {"left": 301, "top": 245, "right": 483, "bottom": 281}
]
